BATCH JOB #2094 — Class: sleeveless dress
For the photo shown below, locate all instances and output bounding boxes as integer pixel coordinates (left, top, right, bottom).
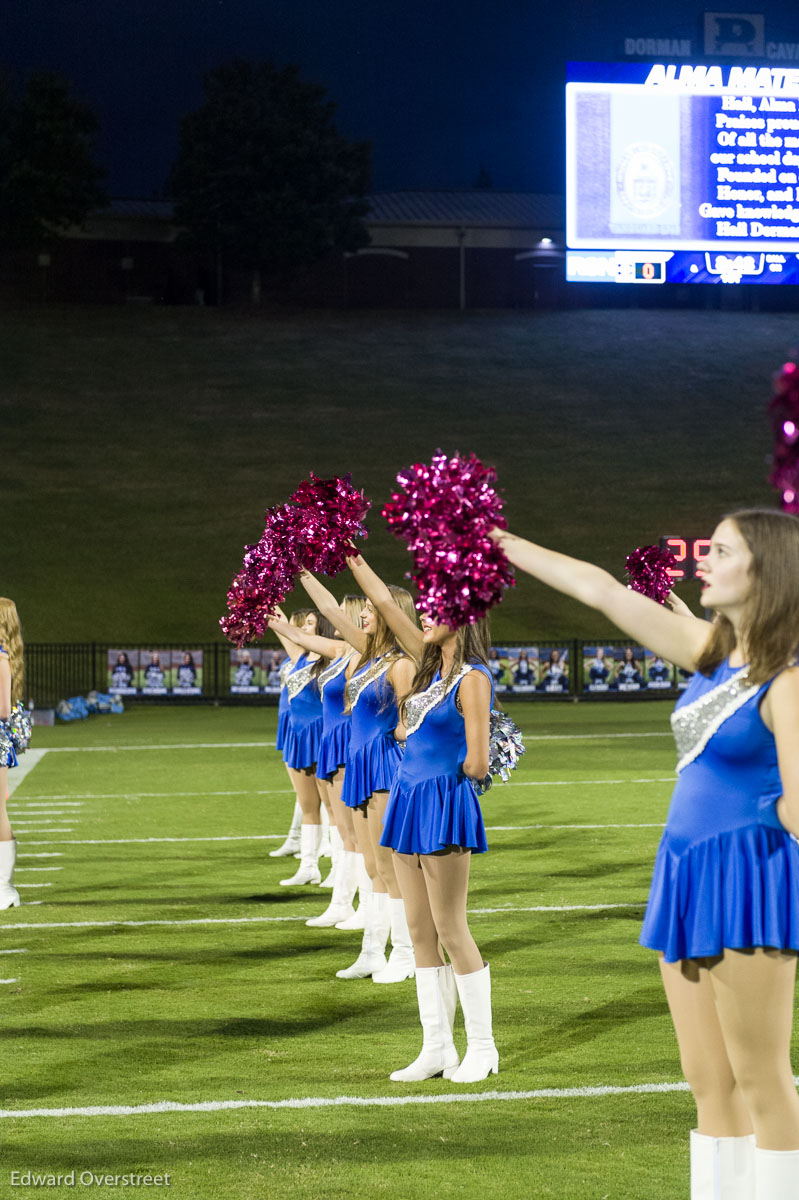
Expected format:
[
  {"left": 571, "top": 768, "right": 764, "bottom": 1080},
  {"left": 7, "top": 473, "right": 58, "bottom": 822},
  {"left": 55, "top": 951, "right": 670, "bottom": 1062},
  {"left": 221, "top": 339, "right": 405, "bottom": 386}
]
[
  {"left": 341, "top": 657, "right": 403, "bottom": 810},
  {"left": 316, "top": 653, "right": 353, "bottom": 782},
  {"left": 380, "top": 663, "right": 492, "bottom": 855},
  {"left": 639, "top": 657, "right": 799, "bottom": 963},
  {"left": 281, "top": 654, "right": 324, "bottom": 771},
  {"left": 275, "top": 657, "right": 294, "bottom": 755},
  {"left": 0, "top": 647, "right": 18, "bottom": 769}
]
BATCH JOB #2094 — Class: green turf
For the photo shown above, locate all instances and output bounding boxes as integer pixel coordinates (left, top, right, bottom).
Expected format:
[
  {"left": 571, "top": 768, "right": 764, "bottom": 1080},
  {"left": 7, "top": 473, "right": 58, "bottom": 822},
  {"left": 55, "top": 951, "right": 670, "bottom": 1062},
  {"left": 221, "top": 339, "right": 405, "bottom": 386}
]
[
  {"left": 3, "top": 305, "right": 793, "bottom": 643},
  {"left": 0, "top": 702, "right": 759, "bottom": 1197}
]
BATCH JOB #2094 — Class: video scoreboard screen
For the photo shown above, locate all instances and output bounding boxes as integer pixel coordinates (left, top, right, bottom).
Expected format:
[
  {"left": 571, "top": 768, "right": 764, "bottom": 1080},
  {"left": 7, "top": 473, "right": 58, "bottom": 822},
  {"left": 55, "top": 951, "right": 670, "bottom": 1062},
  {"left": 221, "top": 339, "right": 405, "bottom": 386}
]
[{"left": 566, "top": 61, "right": 799, "bottom": 284}]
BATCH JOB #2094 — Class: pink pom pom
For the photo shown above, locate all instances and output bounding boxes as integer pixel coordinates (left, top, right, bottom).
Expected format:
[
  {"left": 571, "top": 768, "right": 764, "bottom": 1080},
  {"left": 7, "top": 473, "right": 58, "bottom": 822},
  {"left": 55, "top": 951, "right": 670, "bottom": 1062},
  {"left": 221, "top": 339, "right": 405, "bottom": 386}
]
[
  {"left": 382, "top": 451, "right": 514, "bottom": 627},
  {"left": 625, "top": 545, "right": 677, "bottom": 604},
  {"left": 221, "top": 476, "right": 371, "bottom": 645},
  {"left": 768, "top": 358, "right": 799, "bottom": 513}
]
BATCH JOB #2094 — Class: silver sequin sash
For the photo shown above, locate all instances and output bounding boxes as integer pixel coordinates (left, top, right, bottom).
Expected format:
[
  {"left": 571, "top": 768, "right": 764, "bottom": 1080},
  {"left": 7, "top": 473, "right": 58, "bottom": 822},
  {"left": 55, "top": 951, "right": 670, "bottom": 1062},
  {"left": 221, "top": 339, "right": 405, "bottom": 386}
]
[
  {"left": 279, "top": 658, "right": 293, "bottom": 688},
  {"left": 286, "top": 659, "right": 317, "bottom": 699},
  {"left": 671, "top": 666, "right": 760, "bottom": 773},
  {"left": 405, "top": 666, "right": 472, "bottom": 736},
  {"left": 319, "top": 651, "right": 354, "bottom": 696},
  {"left": 346, "top": 656, "right": 392, "bottom": 711}
]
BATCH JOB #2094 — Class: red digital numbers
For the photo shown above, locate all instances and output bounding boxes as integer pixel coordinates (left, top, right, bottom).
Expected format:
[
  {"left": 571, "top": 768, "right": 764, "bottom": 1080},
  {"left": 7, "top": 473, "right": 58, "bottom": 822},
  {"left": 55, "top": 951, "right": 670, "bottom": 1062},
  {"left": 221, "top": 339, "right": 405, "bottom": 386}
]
[{"left": 660, "top": 536, "right": 711, "bottom": 581}]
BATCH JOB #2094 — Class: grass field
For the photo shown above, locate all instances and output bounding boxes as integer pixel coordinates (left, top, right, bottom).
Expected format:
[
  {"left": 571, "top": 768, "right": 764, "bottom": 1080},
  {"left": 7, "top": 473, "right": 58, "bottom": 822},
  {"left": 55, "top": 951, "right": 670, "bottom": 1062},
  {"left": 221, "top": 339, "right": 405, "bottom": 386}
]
[
  {"left": 0, "top": 700, "right": 762, "bottom": 1199},
  {"left": 3, "top": 305, "right": 795, "bottom": 644}
]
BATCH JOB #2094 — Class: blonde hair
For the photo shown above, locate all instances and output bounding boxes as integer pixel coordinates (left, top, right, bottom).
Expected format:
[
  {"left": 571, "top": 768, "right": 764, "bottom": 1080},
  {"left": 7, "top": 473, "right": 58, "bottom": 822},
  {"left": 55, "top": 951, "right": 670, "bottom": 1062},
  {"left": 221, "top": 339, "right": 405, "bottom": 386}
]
[
  {"left": 289, "top": 608, "right": 313, "bottom": 628},
  {"left": 341, "top": 594, "right": 365, "bottom": 633},
  {"left": 353, "top": 585, "right": 418, "bottom": 674},
  {"left": 0, "top": 598, "right": 24, "bottom": 706},
  {"left": 400, "top": 617, "right": 491, "bottom": 723},
  {"left": 696, "top": 508, "right": 799, "bottom": 685}
]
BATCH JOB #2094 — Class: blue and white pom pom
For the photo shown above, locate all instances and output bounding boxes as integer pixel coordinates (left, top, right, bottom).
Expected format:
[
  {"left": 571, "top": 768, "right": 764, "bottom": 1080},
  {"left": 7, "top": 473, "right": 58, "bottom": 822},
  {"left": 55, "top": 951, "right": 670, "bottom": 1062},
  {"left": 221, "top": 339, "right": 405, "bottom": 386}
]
[{"left": 476, "top": 709, "right": 526, "bottom": 794}]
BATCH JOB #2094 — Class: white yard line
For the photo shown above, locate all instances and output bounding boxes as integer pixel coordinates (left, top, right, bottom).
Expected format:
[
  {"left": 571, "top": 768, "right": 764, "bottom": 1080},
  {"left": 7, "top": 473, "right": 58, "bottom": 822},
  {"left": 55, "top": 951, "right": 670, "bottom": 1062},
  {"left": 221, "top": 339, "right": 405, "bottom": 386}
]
[
  {"left": 0, "top": 1079, "right": 710, "bottom": 1120},
  {"left": 0, "top": 902, "right": 643, "bottom": 933},
  {"left": 6, "top": 750, "right": 49, "bottom": 796}
]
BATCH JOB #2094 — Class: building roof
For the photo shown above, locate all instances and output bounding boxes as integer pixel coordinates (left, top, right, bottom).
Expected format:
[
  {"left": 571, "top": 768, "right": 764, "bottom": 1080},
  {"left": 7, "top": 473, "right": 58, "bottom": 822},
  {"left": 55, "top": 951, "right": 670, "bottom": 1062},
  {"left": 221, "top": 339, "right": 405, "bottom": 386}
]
[{"left": 366, "top": 190, "right": 564, "bottom": 228}]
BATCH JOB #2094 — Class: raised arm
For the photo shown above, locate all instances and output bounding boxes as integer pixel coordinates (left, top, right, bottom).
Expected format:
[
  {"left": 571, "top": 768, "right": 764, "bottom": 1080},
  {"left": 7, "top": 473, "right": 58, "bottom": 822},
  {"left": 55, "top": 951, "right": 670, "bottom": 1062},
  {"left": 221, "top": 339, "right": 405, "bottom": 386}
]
[
  {"left": 297, "top": 571, "right": 367, "bottom": 654},
  {"left": 346, "top": 554, "right": 424, "bottom": 661},
  {"left": 491, "top": 529, "right": 711, "bottom": 672},
  {"left": 268, "top": 616, "right": 348, "bottom": 660}
]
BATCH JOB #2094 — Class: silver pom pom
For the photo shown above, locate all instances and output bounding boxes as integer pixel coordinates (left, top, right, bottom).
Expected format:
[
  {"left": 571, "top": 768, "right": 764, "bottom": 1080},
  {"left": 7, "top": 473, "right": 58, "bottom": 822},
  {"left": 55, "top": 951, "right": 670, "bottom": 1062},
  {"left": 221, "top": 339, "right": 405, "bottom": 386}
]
[
  {"left": 476, "top": 708, "right": 525, "bottom": 794},
  {"left": 7, "top": 702, "right": 32, "bottom": 753},
  {"left": 0, "top": 722, "right": 14, "bottom": 764}
]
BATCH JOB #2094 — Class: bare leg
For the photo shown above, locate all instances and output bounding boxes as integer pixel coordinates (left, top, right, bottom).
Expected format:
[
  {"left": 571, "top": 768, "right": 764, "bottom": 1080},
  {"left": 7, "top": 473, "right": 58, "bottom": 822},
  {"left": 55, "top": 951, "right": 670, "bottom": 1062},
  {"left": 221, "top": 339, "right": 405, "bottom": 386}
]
[
  {"left": 316, "top": 775, "right": 334, "bottom": 822},
  {"left": 327, "top": 771, "right": 358, "bottom": 853},
  {"left": 659, "top": 955, "right": 753, "bottom": 1137},
  {"left": 288, "top": 767, "right": 322, "bottom": 824},
  {"left": 0, "top": 767, "right": 11, "bottom": 841},
  {"left": 708, "top": 948, "right": 799, "bottom": 1150},
  {"left": 366, "top": 791, "right": 401, "bottom": 899},
  {"left": 420, "top": 850, "right": 483, "bottom": 976},
  {"left": 351, "top": 806, "right": 382, "bottom": 891},
  {"left": 393, "top": 852, "right": 444, "bottom": 968}
]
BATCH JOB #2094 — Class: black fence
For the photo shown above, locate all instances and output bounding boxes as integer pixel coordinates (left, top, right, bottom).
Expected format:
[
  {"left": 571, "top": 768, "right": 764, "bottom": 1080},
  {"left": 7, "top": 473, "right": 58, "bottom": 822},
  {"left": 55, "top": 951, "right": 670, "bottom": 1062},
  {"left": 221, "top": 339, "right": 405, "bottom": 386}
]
[{"left": 25, "top": 640, "right": 691, "bottom": 708}]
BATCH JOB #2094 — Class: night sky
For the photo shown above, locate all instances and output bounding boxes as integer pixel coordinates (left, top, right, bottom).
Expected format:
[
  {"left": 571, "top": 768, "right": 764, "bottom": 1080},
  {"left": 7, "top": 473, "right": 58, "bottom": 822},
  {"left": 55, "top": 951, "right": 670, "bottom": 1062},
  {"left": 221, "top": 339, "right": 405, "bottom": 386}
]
[{"left": 4, "top": 1, "right": 799, "bottom": 199}]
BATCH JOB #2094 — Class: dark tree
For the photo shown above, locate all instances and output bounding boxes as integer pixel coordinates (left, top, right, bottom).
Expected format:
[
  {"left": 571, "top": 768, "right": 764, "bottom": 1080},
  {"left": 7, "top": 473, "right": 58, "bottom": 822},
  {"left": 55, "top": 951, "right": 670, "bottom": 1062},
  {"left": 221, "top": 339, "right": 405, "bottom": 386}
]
[
  {"left": 0, "top": 72, "right": 106, "bottom": 245},
  {"left": 169, "top": 59, "right": 372, "bottom": 302}
]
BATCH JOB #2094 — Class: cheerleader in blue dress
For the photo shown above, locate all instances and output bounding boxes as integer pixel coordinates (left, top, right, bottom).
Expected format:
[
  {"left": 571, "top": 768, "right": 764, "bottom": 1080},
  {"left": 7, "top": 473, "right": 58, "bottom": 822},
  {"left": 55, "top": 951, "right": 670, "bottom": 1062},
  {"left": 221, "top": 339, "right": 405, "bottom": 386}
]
[
  {"left": 346, "top": 555, "right": 499, "bottom": 1082},
  {"left": 269, "top": 610, "right": 314, "bottom": 860},
  {"left": 299, "top": 568, "right": 417, "bottom": 983},
  {"left": 273, "top": 610, "right": 336, "bottom": 887},
  {"left": 0, "top": 599, "right": 25, "bottom": 910},
  {"left": 493, "top": 510, "right": 799, "bottom": 1200},
  {"left": 269, "top": 595, "right": 366, "bottom": 928}
]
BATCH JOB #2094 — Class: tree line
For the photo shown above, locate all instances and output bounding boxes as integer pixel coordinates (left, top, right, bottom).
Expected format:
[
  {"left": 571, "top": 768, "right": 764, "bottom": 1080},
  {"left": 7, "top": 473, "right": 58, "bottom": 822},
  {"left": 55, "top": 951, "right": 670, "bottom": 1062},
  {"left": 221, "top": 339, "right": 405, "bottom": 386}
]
[{"left": 0, "top": 60, "right": 372, "bottom": 299}]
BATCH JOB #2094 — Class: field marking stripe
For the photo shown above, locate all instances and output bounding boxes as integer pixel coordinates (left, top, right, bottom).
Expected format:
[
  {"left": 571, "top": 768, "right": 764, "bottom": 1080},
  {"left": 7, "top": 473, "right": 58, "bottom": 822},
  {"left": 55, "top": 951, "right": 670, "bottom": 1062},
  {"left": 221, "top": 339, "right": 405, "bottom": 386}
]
[
  {"left": 40, "top": 732, "right": 672, "bottom": 753},
  {"left": 0, "top": 902, "right": 644, "bottom": 932},
  {"left": 0, "top": 1081, "right": 703, "bottom": 1120},
  {"left": 15, "top": 780, "right": 674, "bottom": 802},
  {"left": 6, "top": 750, "right": 49, "bottom": 797},
  {"left": 0, "top": 978, "right": 19, "bottom": 984}
]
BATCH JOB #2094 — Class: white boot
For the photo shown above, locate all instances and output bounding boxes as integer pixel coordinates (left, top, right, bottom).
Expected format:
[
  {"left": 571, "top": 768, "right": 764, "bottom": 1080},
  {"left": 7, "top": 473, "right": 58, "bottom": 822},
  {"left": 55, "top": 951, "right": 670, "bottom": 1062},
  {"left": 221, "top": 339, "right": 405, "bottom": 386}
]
[
  {"left": 269, "top": 801, "right": 302, "bottom": 858},
  {"left": 390, "top": 965, "right": 460, "bottom": 1082},
  {"left": 318, "top": 805, "right": 332, "bottom": 859},
  {"left": 372, "top": 897, "right": 416, "bottom": 984},
  {"left": 306, "top": 849, "right": 359, "bottom": 927},
  {"left": 690, "top": 1130, "right": 755, "bottom": 1199},
  {"left": 336, "top": 891, "right": 390, "bottom": 979},
  {"left": 0, "top": 839, "right": 20, "bottom": 910},
  {"left": 279, "top": 824, "right": 322, "bottom": 886},
  {"left": 447, "top": 963, "right": 498, "bottom": 1083},
  {"left": 335, "top": 854, "right": 369, "bottom": 930},
  {"left": 755, "top": 1146, "right": 799, "bottom": 1199},
  {"left": 320, "top": 826, "right": 342, "bottom": 888}
]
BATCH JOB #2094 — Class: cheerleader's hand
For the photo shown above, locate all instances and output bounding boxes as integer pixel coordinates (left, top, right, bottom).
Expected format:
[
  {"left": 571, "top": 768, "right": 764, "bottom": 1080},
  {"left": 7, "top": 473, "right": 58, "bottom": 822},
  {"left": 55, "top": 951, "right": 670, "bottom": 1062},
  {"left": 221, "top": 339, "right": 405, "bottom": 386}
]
[{"left": 665, "top": 591, "right": 694, "bottom": 619}]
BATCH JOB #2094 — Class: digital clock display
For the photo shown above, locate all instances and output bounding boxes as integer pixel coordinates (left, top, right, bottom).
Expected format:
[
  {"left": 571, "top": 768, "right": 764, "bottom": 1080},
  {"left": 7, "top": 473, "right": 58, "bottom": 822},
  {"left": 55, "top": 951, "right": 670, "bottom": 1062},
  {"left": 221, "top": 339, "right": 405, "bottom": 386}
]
[{"left": 659, "top": 536, "right": 711, "bottom": 581}]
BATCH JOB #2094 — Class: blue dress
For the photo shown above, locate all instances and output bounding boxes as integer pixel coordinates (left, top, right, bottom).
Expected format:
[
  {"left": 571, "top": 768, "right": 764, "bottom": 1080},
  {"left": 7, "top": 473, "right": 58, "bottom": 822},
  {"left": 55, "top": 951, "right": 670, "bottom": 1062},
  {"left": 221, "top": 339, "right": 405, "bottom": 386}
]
[
  {"left": 275, "top": 660, "right": 293, "bottom": 755},
  {"left": 0, "top": 646, "right": 18, "bottom": 769},
  {"left": 640, "top": 657, "right": 799, "bottom": 963},
  {"left": 281, "top": 655, "right": 323, "bottom": 771},
  {"left": 316, "top": 656, "right": 353, "bottom": 782},
  {"left": 341, "top": 658, "right": 403, "bottom": 809},
  {"left": 381, "top": 664, "right": 492, "bottom": 855}
]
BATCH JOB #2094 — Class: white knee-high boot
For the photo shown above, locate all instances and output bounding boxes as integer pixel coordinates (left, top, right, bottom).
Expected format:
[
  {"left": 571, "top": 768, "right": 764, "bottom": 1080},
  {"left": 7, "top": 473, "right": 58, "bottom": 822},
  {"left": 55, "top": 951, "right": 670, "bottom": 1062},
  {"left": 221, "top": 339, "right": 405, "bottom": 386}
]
[
  {"left": 690, "top": 1131, "right": 755, "bottom": 1199},
  {"left": 0, "top": 839, "right": 20, "bottom": 909},
  {"left": 279, "top": 824, "right": 322, "bottom": 886},
  {"left": 335, "top": 854, "right": 369, "bottom": 931},
  {"left": 269, "top": 801, "right": 302, "bottom": 858},
  {"left": 755, "top": 1146, "right": 799, "bottom": 1199},
  {"left": 372, "top": 897, "right": 415, "bottom": 984},
  {"left": 306, "top": 848, "right": 359, "bottom": 927},
  {"left": 447, "top": 963, "right": 498, "bottom": 1083},
  {"left": 320, "top": 825, "right": 342, "bottom": 888},
  {"left": 318, "top": 804, "right": 332, "bottom": 859},
  {"left": 390, "top": 965, "right": 460, "bottom": 1082},
  {"left": 335, "top": 890, "right": 390, "bottom": 979}
]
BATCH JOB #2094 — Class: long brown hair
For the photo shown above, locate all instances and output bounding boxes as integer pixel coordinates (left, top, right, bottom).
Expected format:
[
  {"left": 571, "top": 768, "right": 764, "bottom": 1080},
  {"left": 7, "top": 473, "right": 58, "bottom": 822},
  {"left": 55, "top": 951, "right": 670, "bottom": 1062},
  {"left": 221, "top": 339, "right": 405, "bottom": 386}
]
[
  {"left": 399, "top": 617, "right": 491, "bottom": 723},
  {"left": 353, "top": 585, "right": 418, "bottom": 674},
  {"left": 0, "top": 599, "right": 24, "bottom": 706},
  {"left": 696, "top": 508, "right": 799, "bottom": 685}
]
